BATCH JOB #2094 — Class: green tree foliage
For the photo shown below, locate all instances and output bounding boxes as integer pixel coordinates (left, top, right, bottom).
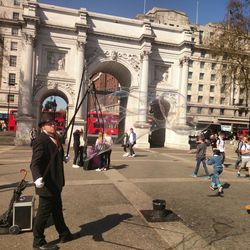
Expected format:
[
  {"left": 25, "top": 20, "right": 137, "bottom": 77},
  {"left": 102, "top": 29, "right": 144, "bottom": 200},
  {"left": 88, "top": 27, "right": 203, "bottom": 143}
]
[{"left": 206, "top": 0, "right": 250, "bottom": 107}]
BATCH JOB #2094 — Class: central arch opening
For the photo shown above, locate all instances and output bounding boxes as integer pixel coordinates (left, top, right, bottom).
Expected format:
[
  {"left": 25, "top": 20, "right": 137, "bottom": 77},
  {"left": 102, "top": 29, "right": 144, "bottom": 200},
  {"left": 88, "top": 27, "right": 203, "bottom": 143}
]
[{"left": 87, "top": 61, "right": 133, "bottom": 143}]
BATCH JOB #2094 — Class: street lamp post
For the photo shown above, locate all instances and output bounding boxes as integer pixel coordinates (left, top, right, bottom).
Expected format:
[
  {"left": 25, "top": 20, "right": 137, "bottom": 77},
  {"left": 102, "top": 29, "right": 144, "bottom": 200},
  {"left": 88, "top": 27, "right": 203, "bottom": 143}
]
[{"left": 6, "top": 85, "right": 11, "bottom": 128}]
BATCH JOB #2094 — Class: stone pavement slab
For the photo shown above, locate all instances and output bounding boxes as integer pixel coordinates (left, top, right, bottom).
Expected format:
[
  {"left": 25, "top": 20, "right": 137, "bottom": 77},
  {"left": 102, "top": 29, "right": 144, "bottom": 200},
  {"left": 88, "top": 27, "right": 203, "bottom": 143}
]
[{"left": 0, "top": 144, "right": 249, "bottom": 250}]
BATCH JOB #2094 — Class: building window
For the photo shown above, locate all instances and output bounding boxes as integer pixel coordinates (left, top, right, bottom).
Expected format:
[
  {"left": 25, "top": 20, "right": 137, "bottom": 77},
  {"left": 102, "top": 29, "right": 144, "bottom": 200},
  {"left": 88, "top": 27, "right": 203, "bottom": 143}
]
[
  {"left": 209, "top": 96, "right": 214, "bottom": 104},
  {"left": 221, "top": 85, "right": 226, "bottom": 93},
  {"left": 188, "top": 60, "right": 193, "bottom": 68},
  {"left": 211, "top": 63, "right": 216, "bottom": 70},
  {"left": 13, "top": 12, "right": 19, "bottom": 20},
  {"left": 198, "top": 96, "right": 203, "bottom": 103},
  {"left": 197, "top": 107, "right": 202, "bottom": 114},
  {"left": 208, "top": 108, "right": 214, "bottom": 114},
  {"left": 240, "top": 87, "right": 245, "bottom": 95},
  {"left": 8, "top": 94, "right": 14, "bottom": 103},
  {"left": 198, "top": 84, "right": 203, "bottom": 91},
  {"left": 200, "top": 62, "right": 205, "bottom": 69},
  {"left": 11, "top": 41, "right": 18, "bottom": 51},
  {"left": 223, "top": 54, "right": 227, "bottom": 60},
  {"left": 14, "top": 0, "right": 20, "bottom": 6},
  {"left": 11, "top": 28, "right": 18, "bottom": 36},
  {"left": 187, "top": 83, "right": 192, "bottom": 91},
  {"left": 9, "top": 55, "right": 17, "bottom": 67},
  {"left": 220, "top": 97, "right": 225, "bottom": 105},
  {"left": 201, "top": 50, "right": 206, "bottom": 58},
  {"left": 239, "top": 99, "right": 244, "bottom": 105},
  {"left": 211, "top": 53, "right": 216, "bottom": 59},
  {"left": 220, "top": 109, "right": 224, "bottom": 115},
  {"left": 188, "top": 72, "right": 193, "bottom": 79},
  {"left": 187, "top": 106, "right": 191, "bottom": 113},
  {"left": 222, "top": 75, "right": 227, "bottom": 84},
  {"left": 199, "top": 73, "right": 204, "bottom": 80},
  {"left": 187, "top": 95, "right": 191, "bottom": 102},
  {"left": 222, "top": 64, "right": 227, "bottom": 70},
  {"left": 210, "top": 85, "right": 215, "bottom": 92},
  {"left": 8, "top": 73, "right": 16, "bottom": 85},
  {"left": 210, "top": 74, "right": 216, "bottom": 81}
]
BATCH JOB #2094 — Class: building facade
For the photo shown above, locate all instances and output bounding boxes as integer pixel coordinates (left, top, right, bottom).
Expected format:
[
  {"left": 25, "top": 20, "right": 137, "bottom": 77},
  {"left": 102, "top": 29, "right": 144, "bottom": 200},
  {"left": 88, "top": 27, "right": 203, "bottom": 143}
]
[{"left": 1, "top": 1, "right": 248, "bottom": 148}]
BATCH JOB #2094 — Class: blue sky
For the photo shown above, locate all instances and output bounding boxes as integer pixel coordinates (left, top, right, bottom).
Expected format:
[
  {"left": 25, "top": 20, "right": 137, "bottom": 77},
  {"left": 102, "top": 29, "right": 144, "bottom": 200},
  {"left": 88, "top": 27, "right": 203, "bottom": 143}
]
[{"left": 39, "top": 0, "right": 229, "bottom": 25}]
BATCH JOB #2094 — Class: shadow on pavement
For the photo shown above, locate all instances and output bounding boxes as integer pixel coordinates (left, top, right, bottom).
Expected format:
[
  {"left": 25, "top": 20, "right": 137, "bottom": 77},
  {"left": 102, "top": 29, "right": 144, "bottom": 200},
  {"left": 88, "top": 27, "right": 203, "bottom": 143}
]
[
  {"left": 48, "top": 213, "right": 133, "bottom": 247},
  {"left": 111, "top": 164, "right": 128, "bottom": 170},
  {"left": 75, "top": 213, "right": 133, "bottom": 241}
]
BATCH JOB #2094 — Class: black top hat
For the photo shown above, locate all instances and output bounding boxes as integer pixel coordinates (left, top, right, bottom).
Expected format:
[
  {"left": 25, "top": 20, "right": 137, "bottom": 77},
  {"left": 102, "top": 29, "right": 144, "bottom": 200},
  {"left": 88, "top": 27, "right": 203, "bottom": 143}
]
[{"left": 39, "top": 112, "right": 55, "bottom": 128}]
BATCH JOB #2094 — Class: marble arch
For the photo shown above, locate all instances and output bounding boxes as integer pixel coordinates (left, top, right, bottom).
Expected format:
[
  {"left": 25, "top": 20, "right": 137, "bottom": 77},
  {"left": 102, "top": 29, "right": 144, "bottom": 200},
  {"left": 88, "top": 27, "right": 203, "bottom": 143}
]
[{"left": 15, "top": 1, "right": 192, "bottom": 149}]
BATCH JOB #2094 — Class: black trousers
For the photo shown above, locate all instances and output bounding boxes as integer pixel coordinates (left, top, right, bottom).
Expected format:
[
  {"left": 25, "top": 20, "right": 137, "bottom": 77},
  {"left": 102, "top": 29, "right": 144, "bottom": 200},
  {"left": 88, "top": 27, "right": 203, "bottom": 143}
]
[
  {"left": 129, "top": 143, "right": 135, "bottom": 155},
  {"left": 104, "top": 149, "right": 112, "bottom": 168},
  {"left": 33, "top": 195, "right": 70, "bottom": 247},
  {"left": 73, "top": 145, "right": 80, "bottom": 165}
]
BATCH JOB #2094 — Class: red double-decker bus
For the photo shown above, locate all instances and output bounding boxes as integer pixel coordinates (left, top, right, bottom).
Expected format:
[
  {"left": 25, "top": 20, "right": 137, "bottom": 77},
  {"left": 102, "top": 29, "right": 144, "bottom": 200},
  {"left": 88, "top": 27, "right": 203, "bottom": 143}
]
[
  {"left": 42, "top": 110, "right": 66, "bottom": 131},
  {"left": 87, "top": 111, "right": 119, "bottom": 135}
]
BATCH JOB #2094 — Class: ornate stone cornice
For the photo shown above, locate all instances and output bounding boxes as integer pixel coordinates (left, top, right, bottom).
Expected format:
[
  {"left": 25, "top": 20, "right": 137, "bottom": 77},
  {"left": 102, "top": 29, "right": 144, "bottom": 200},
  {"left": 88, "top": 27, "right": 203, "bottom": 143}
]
[
  {"left": 140, "top": 49, "right": 151, "bottom": 60},
  {"left": 77, "top": 40, "right": 86, "bottom": 51},
  {"left": 33, "top": 79, "right": 75, "bottom": 98},
  {"left": 86, "top": 48, "right": 140, "bottom": 72},
  {"left": 179, "top": 56, "right": 189, "bottom": 65},
  {"left": 23, "top": 32, "right": 35, "bottom": 46}
]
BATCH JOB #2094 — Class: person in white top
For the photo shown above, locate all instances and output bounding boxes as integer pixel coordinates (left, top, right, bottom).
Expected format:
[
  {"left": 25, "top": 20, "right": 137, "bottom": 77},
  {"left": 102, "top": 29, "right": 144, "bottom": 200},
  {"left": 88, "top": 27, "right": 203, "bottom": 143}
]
[
  {"left": 237, "top": 137, "right": 250, "bottom": 178},
  {"left": 128, "top": 128, "right": 136, "bottom": 157},
  {"left": 103, "top": 132, "right": 113, "bottom": 170},
  {"left": 216, "top": 132, "right": 225, "bottom": 164}
]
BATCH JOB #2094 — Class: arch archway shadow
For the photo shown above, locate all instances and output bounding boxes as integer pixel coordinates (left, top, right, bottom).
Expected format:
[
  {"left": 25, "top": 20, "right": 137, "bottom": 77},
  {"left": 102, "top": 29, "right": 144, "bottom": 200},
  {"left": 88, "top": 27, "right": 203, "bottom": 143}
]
[{"left": 149, "top": 98, "right": 170, "bottom": 148}]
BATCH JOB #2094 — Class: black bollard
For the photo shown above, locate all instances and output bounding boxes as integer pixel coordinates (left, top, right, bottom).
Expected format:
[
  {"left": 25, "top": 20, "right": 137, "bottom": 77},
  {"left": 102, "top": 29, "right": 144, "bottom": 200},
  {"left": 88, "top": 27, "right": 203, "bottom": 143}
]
[{"left": 152, "top": 199, "right": 166, "bottom": 219}]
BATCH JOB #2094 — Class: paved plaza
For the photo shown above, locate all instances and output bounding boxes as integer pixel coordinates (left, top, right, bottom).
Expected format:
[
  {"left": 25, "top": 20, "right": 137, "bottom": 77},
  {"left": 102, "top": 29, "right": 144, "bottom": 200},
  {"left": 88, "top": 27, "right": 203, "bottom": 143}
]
[{"left": 0, "top": 143, "right": 250, "bottom": 250}]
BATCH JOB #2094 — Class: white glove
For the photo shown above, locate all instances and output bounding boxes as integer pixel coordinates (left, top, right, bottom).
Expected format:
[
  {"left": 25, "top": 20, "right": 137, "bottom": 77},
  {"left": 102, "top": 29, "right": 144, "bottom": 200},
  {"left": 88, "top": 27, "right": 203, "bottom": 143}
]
[
  {"left": 64, "top": 154, "right": 70, "bottom": 163},
  {"left": 34, "top": 177, "right": 44, "bottom": 188}
]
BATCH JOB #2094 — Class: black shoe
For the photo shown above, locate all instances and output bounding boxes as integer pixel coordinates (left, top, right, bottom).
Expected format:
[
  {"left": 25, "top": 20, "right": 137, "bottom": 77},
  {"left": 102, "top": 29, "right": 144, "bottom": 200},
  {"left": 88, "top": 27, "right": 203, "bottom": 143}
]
[
  {"left": 60, "top": 233, "right": 74, "bottom": 243},
  {"left": 33, "top": 244, "right": 59, "bottom": 250}
]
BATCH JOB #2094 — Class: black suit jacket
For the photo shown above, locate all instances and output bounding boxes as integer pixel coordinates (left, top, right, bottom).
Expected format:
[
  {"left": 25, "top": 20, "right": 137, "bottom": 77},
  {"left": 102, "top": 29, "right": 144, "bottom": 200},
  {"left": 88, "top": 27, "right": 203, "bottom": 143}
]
[{"left": 30, "top": 132, "right": 65, "bottom": 197}]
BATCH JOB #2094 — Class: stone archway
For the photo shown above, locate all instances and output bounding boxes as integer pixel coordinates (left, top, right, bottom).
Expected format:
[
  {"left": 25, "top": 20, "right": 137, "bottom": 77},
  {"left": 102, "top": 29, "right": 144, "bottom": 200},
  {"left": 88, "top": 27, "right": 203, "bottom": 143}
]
[
  {"left": 87, "top": 59, "right": 140, "bottom": 141},
  {"left": 33, "top": 85, "right": 72, "bottom": 129}
]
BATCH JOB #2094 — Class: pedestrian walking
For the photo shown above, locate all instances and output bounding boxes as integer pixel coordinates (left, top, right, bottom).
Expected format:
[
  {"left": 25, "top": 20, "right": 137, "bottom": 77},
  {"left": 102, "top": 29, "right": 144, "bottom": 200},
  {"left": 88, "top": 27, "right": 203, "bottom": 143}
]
[
  {"left": 30, "top": 113, "right": 73, "bottom": 250},
  {"left": 207, "top": 149, "right": 224, "bottom": 194},
  {"left": 237, "top": 136, "right": 250, "bottom": 178},
  {"left": 216, "top": 132, "right": 226, "bottom": 164},
  {"left": 192, "top": 137, "right": 210, "bottom": 178},
  {"left": 72, "top": 129, "right": 83, "bottom": 168},
  {"left": 95, "top": 132, "right": 106, "bottom": 171},
  {"left": 103, "top": 132, "right": 113, "bottom": 170},
  {"left": 210, "top": 133, "right": 218, "bottom": 151},
  {"left": 122, "top": 132, "right": 129, "bottom": 156},
  {"left": 128, "top": 128, "right": 136, "bottom": 157},
  {"left": 234, "top": 135, "right": 244, "bottom": 169}
]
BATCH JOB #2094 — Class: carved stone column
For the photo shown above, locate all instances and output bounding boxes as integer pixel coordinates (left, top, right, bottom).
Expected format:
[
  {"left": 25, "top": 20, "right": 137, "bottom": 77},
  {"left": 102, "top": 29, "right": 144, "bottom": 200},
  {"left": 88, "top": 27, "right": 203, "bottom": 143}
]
[
  {"left": 178, "top": 56, "right": 189, "bottom": 126},
  {"left": 134, "top": 49, "right": 151, "bottom": 149},
  {"left": 135, "top": 50, "right": 151, "bottom": 127},
  {"left": 75, "top": 40, "right": 85, "bottom": 120},
  {"left": 19, "top": 34, "right": 34, "bottom": 116},
  {"left": 15, "top": 33, "right": 35, "bottom": 145}
]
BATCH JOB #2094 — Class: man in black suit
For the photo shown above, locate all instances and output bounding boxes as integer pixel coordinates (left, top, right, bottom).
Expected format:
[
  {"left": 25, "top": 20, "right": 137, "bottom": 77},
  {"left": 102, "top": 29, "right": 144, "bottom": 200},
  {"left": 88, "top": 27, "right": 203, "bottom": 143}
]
[{"left": 30, "top": 113, "right": 73, "bottom": 250}]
